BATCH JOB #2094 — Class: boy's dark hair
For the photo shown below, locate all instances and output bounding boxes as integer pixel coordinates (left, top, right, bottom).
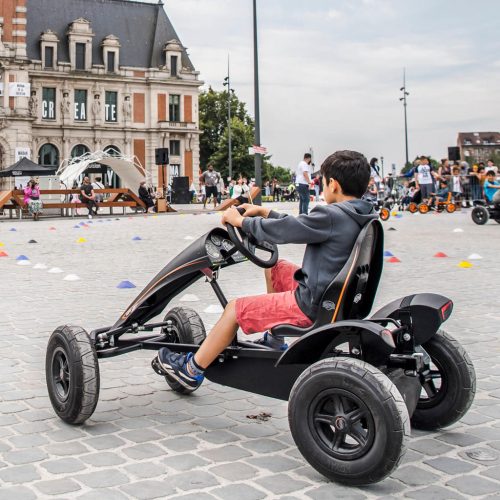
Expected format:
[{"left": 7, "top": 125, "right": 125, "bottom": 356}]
[
  {"left": 486, "top": 170, "right": 496, "bottom": 176},
  {"left": 440, "top": 180, "right": 448, "bottom": 186},
  {"left": 320, "top": 150, "right": 370, "bottom": 198},
  {"left": 304, "top": 153, "right": 312, "bottom": 159}
]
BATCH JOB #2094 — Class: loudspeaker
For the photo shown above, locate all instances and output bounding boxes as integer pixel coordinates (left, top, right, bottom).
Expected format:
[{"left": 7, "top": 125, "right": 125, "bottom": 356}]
[
  {"left": 172, "top": 190, "right": 192, "bottom": 204},
  {"left": 172, "top": 176, "right": 189, "bottom": 191},
  {"left": 448, "top": 147, "right": 460, "bottom": 161},
  {"left": 155, "top": 148, "right": 169, "bottom": 165}
]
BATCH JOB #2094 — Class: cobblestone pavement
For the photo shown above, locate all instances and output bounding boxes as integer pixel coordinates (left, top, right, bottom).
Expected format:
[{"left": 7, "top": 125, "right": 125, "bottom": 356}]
[{"left": 0, "top": 203, "right": 499, "bottom": 499}]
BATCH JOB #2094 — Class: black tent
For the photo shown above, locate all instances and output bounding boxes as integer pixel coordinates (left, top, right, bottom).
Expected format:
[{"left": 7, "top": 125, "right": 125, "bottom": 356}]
[{"left": 0, "top": 157, "right": 57, "bottom": 177}]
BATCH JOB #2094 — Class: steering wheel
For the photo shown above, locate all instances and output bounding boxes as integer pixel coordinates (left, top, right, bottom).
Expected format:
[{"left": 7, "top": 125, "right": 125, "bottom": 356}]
[{"left": 226, "top": 208, "right": 279, "bottom": 268}]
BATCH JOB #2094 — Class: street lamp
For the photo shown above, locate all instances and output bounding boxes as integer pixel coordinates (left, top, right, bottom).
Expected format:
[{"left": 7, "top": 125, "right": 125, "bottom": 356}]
[
  {"left": 252, "top": 0, "right": 262, "bottom": 204},
  {"left": 399, "top": 68, "right": 410, "bottom": 168},
  {"left": 223, "top": 55, "right": 232, "bottom": 181}
]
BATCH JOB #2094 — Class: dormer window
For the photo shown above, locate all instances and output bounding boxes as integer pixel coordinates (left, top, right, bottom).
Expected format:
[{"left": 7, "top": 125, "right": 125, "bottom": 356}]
[
  {"left": 102, "top": 35, "right": 120, "bottom": 74},
  {"left": 163, "top": 39, "right": 183, "bottom": 78},
  {"left": 67, "top": 18, "right": 94, "bottom": 71},
  {"left": 40, "top": 29, "right": 59, "bottom": 69}
]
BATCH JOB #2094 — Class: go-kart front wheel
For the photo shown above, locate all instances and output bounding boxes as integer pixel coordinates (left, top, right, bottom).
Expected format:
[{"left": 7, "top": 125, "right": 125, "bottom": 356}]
[
  {"left": 379, "top": 207, "right": 390, "bottom": 221},
  {"left": 471, "top": 206, "right": 489, "bottom": 225},
  {"left": 288, "top": 357, "right": 410, "bottom": 485},
  {"left": 46, "top": 325, "right": 100, "bottom": 425},
  {"left": 161, "top": 307, "right": 206, "bottom": 394},
  {"left": 411, "top": 330, "right": 475, "bottom": 430}
]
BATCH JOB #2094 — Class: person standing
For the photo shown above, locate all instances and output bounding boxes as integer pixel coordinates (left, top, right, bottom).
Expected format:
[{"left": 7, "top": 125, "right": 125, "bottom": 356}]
[
  {"left": 313, "top": 174, "right": 321, "bottom": 201},
  {"left": 24, "top": 179, "right": 43, "bottom": 221},
  {"left": 296, "top": 153, "right": 312, "bottom": 214},
  {"left": 415, "top": 156, "right": 435, "bottom": 203},
  {"left": 80, "top": 177, "right": 98, "bottom": 218},
  {"left": 200, "top": 164, "right": 220, "bottom": 209}
]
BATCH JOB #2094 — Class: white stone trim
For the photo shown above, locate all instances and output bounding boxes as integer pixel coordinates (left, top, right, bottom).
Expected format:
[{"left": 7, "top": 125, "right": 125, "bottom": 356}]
[
  {"left": 13, "top": 30, "right": 27, "bottom": 37},
  {"left": 13, "top": 18, "right": 27, "bottom": 25},
  {"left": 16, "top": 6, "right": 28, "bottom": 13}
]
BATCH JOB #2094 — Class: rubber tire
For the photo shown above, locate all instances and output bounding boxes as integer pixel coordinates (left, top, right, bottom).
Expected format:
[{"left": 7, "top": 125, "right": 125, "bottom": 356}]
[
  {"left": 495, "top": 218, "right": 500, "bottom": 224},
  {"left": 408, "top": 203, "right": 418, "bottom": 213},
  {"left": 446, "top": 203, "right": 456, "bottom": 213},
  {"left": 46, "top": 325, "right": 100, "bottom": 425},
  {"left": 411, "top": 330, "right": 476, "bottom": 430},
  {"left": 288, "top": 357, "right": 410, "bottom": 485},
  {"left": 418, "top": 203, "right": 429, "bottom": 214},
  {"left": 379, "top": 208, "right": 390, "bottom": 221},
  {"left": 161, "top": 307, "right": 206, "bottom": 394},
  {"left": 471, "top": 206, "right": 489, "bottom": 225}
]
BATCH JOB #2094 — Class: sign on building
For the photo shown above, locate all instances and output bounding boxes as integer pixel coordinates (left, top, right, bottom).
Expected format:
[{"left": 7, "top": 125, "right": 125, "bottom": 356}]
[
  {"left": 74, "top": 89, "right": 87, "bottom": 121},
  {"left": 170, "top": 164, "right": 180, "bottom": 177},
  {"left": 8, "top": 82, "right": 31, "bottom": 97},
  {"left": 15, "top": 147, "right": 31, "bottom": 162},
  {"left": 42, "top": 87, "right": 56, "bottom": 120},
  {"left": 105, "top": 91, "right": 117, "bottom": 122}
]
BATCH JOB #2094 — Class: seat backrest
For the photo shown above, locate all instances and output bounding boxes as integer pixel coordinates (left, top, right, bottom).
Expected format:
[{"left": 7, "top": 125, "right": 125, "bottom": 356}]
[{"left": 314, "top": 219, "right": 384, "bottom": 326}]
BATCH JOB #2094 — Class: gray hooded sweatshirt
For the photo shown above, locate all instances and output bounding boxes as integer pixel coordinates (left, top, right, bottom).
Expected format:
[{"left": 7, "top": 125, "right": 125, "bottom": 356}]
[{"left": 242, "top": 199, "right": 378, "bottom": 319}]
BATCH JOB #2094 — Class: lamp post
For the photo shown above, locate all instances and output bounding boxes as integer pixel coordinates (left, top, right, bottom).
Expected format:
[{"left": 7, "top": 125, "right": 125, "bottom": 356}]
[
  {"left": 223, "top": 55, "right": 232, "bottom": 180},
  {"left": 399, "top": 68, "right": 410, "bottom": 168},
  {"left": 253, "top": 0, "right": 262, "bottom": 204}
]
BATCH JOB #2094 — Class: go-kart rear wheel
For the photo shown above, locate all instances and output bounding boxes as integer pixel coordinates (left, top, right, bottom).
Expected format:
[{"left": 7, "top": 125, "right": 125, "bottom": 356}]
[
  {"left": 46, "top": 325, "right": 100, "bottom": 425},
  {"left": 161, "top": 307, "right": 206, "bottom": 394},
  {"left": 379, "top": 207, "right": 390, "bottom": 221},
  {"left": 418, "top": 203, "right": 430, "bottom": 214},
  {"left": 288, "top": 357, "right": 410, "bottom": 485},
  {"left": 471, "top": 206, "right": 489, "bottom": 225},
  {"left": 411, "top": 330, "right": 475, "bottom": 430},
  {"left": 408, "top": 202, "right": 418, "bottom": 213},
  {"left": 446, "top": 203, "right": 456, "bottom": 213}
]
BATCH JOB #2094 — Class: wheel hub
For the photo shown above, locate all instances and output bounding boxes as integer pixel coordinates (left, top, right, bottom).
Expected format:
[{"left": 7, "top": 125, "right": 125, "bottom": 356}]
[{"left": 334, "top": 416, "right": 347, "bottom": 431}]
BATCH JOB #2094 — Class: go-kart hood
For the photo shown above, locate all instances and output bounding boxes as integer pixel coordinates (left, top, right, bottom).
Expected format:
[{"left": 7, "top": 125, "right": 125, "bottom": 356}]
[{"left": 113, "top": 228, "right": 230, "bottom": 328}]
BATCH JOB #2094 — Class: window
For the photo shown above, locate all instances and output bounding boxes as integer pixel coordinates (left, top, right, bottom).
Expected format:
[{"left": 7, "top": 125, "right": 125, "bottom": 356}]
[
  {"left": 169, "top": 140, "right": 180, "bottom": 156},
  {"left": 105, "top": 91, "right": 118, "bottom": 122},
  {"left": 38, "top": 144, "right": 59, "bottom": 167},
  {"left": 74, "top": 89, "right": 87, "bottom": 121},
  {"left": 169, "top": 94, "right": 180, "bottom": 122},
  {"left": 42, "top": 88, "right": 56, "bottom": 120},
  {"left": 171, "top": 55, "right": 178, "bottom": 77},
  {"left": 107, "top": 51, "right": 116, "bottom": 73},
  {"left": 44, "top": 46, "right": 54, "bottom": 69},
  {"left": 71, "top": 144, "right": 90, "bottom": 158},
  {"left": 75, "top": 43, "right": 86, "bottom": 70}
]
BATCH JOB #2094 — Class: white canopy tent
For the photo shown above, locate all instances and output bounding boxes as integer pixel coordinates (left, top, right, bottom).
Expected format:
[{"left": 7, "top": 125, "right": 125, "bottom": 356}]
[{"left": 57, "top": 150, "right": 152, "bottom": 190}]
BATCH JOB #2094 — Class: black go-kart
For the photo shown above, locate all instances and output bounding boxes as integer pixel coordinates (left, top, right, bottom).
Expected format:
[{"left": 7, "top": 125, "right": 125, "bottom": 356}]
[
  {"left": 46, "top": 216, "right": 476, "bottom": 485},
  {"left": 471, "top": 199, "right": 500, "bottom": 225}
]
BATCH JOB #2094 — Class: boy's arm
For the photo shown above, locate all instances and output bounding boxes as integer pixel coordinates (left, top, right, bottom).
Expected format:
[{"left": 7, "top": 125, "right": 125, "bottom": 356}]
[{"left": 241, "top": 206, "right": 333, "bottom": 245}]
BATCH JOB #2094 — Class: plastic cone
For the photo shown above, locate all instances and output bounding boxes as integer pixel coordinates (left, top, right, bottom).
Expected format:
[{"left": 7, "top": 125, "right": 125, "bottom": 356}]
[
  {"left": 179, "top": 294, "right": 200, "bottom": 302},
  {"left": 383, "top": 250, "right": 394, "bottom": 257},
  {"left": 63, "top": 274, "right": 80, "bottom": 281},
  {"left": 48, "top": 267, "right": 63, "bottom": 273},
  {"left": 0, "top": 242, "right": 4, "bottom": 247},
  {"left": 33, "top": 263, "right": 47, "bottom": 269},
  {"left": 387, "top": 256, "right": 401, "bottom": 263},
  {"left": 388, "top": 227, "right": 397, "bottom": 231},
  {"left": 73, "top": 225, "right": 80, "bottom": 229},
  {"left": 468, "top": 253, "right": 483, "bottom": 260},
  {"left": 0, "top": 251, "right": 8, "bottom": 257},
  {"left": 453, "top": 228, "right": 464, "bottom": 233},
  {"left": 76, "top": 237, "right": 87, "bottom": 243},
  {"left": 434, "top": 252, "right": 448, "bottom": 258},
  {"left": 117, "top": 280, "right": 136, "bottom": 289},
  {"left": 28, "top": 239, "right": 37, "bottom": 244},
  {"left": 9, "top": 228, "right": 16, "bottom": 232},
  {"left": 458, "top": 261, "right": 473, "bottom": 268},
  {"left": 132, "top": 236, "right": 142, "bottom": 241},
  {"left": 17, "top": 260, "right": 31, "bottom": 266},
  {"left": 16, "top": 255, "right": 29, "bottom": 261},
  {"left": 49, "top": 227, "right": 56, "bottom": 231}
]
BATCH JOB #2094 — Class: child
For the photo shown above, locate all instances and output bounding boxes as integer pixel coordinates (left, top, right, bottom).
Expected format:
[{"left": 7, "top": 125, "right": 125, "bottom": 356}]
[
  {"left": 429, "top": 180, "right": 449, "bottom": 208},
  {"left": 451, "top": 167, "right": 463, "bottom": 205},
  {"left": 484, "top": 170, "right": 500, "bottom": 206},
  {"left": 154, "top": 150, "right": 378, "bottom": 391}
]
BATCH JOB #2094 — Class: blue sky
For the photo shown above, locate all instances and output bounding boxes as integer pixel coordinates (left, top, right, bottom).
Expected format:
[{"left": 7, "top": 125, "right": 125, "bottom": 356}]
[{"left": 161, "top": 0, "right": 500, "bottom": 172}]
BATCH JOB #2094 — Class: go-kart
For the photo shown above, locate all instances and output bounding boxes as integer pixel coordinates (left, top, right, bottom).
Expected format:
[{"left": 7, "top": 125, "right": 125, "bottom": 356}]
[
  {"left": 46, "top": 215, "right": 476, "bottom": 485},
  {"left": 417, "top": 192, "right": 456, "bottom": 214},
  {"left": 471, "top": 199, "right": 500, "bottom": 225}
]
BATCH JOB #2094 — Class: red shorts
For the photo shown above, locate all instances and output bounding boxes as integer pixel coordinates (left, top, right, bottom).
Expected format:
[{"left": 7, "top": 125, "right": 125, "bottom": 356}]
[{"left": 235, "top": 259, "right": 313, "bottom": 334}]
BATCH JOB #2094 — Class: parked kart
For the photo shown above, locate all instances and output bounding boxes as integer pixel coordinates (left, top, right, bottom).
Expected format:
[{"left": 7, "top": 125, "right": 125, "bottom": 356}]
[
  {"left": 471, "top": 200, "right": 500, "bottom": 225},
  {"left": 46, "top": 215, "right": 475, "bottom": 485},
  {"left": 418, "top": 193, "right": 456, "bottom": 214}
]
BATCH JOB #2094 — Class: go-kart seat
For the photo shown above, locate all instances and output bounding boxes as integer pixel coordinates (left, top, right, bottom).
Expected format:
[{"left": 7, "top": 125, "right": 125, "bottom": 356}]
[{"left": 271, "top": 219, "right": 384, "bottom": 338}]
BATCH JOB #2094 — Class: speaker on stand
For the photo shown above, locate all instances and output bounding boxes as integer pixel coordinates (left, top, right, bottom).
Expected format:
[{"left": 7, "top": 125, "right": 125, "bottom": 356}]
[
  {"left": 448, "top": 147, "right": 460, "bottom": 162},
  {"left": 172, "top": 176, "right": 191, "bottom": 204}
]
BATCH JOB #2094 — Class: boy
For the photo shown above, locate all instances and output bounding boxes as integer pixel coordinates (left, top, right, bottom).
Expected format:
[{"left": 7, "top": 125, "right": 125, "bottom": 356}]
[
  {"left": 429, "top": 180, "right": 449, "bottom": 208},
  {"left": 155, "top": 150, "right": 377, "bottom": 391},
  {"left": 484, "top": 170, "right": 500, "bottom": 206}
]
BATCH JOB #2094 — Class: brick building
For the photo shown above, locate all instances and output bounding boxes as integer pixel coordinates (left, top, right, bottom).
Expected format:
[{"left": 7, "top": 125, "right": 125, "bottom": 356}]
[
  {"left": 0, "top": 0, "right": 201, "bottom": 188},
  {"left": 457, "top": 132, "right": 500, "bottom": 164}
]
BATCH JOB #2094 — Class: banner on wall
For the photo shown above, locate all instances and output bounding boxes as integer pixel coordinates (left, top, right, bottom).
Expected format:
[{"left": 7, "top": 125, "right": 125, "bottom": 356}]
[
  {"left": 8, "top": 82, "right": 31, "bottom": 97},
  {"left": 15, "top": 147, "right": 31, "bottom": 162}
]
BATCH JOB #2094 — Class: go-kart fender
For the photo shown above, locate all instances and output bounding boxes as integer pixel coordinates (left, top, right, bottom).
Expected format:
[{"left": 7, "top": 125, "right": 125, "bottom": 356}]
[{"left": 276, "top": 320, "right": 395, "bottom": 366}]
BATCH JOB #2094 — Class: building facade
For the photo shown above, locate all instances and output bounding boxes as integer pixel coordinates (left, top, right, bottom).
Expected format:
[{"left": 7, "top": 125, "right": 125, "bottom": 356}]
[
  {"left": 457, "top": 132, "right": 500, "bottom": 164},
  {"left": 0, "top": 0, "right": 201, "bottom": 189}
]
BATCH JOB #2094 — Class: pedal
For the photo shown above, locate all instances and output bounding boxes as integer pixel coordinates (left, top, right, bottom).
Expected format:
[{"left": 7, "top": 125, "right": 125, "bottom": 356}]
[{"left": 151, "top": 356, "right": 166, "bottom": 376}]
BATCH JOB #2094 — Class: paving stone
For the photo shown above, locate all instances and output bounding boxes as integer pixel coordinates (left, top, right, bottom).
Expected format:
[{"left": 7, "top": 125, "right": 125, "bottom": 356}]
[
  {"left": 120, "top": 480, "right": 175, "bottom": 499},
  {"left": 240, "top": 438, "right": 288, "bottom": 453},
  {"left": 446, "top": 475, "right": 500, "bottom": 496},
  {"left": 122, "top": 443, "right": 166, "bottom": 460},
  {"left": 167, "top": 470, "right": 219, "bottom": 491},
  {"left": 210, "top": 461, "right": 259, "bottom": 481},
  {"left": 7, "top": 434, "right": 48, "bottom": 448},
  {"left": 44, "top": 441, "right": 90, "bottom": 456},
  {"left": 80, "top": 452, "right": 126, "bottom": 466},
  {"left": 162, "top": 453, "right": 210, "bottom": 471},
  {"left": 230, "top": 423, "right": 278, "bottom": 438},
  {"left": 392, "top": 465, "right": 440, "bottom": 487},
  {"left": 0, "top": 486, "right": 38, "bottom": 500},
  {"left": 34, "top": 478, "right": 81, "bottom": 495},
  {"left": 424, "top": 456, "right": 477, "bottom": 474},
  {"left": 480, "top": 465, "right": 500, "bottom": 481},
  {"left": 409, "top": 438, "right": 454, "bottom": 456},
  {"left": 169, "top": 494, "right": 217, "bottom": 500},
  {"left": 123, "top": 461, "right": 168, "bottom": 479},
  {"left": 436, "top": 432, "right": 484, "bottom": 447},
  {"left": 41, "top": 457, "right": 87, "bottom": 474},
  {"left": 2, "top": 449, "right": 48, "bottom": 466},
  {"left": 199, "top": 430, "right": 240, "bottom": 445},
  {"left": 76, "top": 489, "right": 129, "bottom": 500},
  {"left": 0, "top": 464, "right": 40, "bottom": 484},
  {"left": 254, "top": 474, "right": 309, "bottom": 495},
  {"left": 306, "top": 484, "right": 367, "bottom": 500},
  {"left": 119, "top": 428, "right": 163, "bottom": 443},
  {"left": 246, "top": 455, "right": 302, "bottom": 472},
  {"left": 199, "top": 444, "right": 252, "bottom": 462},
  {"left": 83, "top": 435, "right": 127, "bottom": 450},
  {"left": 76, "top": 469, "right": 130, "bottom": 488},
  {"left": 211, "top": 483, "right": 267, "bottom": 500},
  {"left": 160, "top": 436, "right": 200, "bottom": 452}
]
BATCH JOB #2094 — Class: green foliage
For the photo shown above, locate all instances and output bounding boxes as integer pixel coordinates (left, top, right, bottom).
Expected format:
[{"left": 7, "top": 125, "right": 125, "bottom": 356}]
[{"left": 199, "top": 87, "right": 291, "bottom": 183}]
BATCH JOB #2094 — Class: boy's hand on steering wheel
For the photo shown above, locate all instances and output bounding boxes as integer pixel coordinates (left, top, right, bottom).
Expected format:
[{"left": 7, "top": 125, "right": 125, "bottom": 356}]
[
  {"left": 222, "top": 206, "right": 244, "bottom": 228},
  {"left": 239, "top": 204, "right": 271, "bottom": 219}
]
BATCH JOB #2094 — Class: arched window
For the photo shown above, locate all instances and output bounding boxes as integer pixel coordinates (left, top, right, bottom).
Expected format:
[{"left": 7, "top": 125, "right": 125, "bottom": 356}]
[
  {"left": 104, "top": 145, "right": 121, "bottom": 157},
  {"left": 71, "top": 144, "right": 90, "bottom": 158},
  {"left": 38, "top": 143, "right": 60, "bottom": 167}
]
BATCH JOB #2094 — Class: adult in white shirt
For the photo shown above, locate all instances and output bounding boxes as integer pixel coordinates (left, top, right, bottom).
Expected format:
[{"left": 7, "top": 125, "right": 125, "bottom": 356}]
[
  {"left": 415, "top": 156, "right": 435, "bottom": 203},
  {"left": 296, "top": 153, "right": 312, "bottom": 214}
]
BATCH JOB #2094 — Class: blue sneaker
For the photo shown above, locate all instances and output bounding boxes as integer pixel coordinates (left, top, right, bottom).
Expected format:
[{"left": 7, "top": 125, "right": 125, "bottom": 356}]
[{"left": 156, "top": 348, "right": 204, "bottom": 392}]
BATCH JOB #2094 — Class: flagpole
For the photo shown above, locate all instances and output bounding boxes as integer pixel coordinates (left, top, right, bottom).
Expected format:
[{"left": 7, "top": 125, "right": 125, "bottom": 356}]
[{"left": 253, "top": 0, "right": 262, "bottom": 205}]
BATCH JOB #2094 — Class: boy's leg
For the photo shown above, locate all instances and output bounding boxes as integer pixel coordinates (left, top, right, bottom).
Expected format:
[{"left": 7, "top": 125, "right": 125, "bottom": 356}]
[{"left": 264, "top": 267, "right": 275, "bottom": 293}]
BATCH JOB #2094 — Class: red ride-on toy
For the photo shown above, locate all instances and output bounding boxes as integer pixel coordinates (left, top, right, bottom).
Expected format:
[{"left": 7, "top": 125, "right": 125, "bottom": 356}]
[{"left": 46, "top": 218, "right": 475, "bottom": 485}]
